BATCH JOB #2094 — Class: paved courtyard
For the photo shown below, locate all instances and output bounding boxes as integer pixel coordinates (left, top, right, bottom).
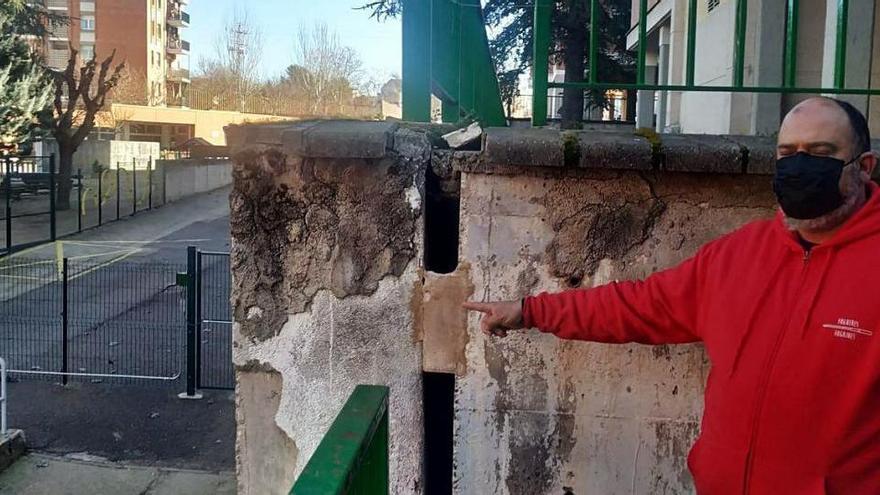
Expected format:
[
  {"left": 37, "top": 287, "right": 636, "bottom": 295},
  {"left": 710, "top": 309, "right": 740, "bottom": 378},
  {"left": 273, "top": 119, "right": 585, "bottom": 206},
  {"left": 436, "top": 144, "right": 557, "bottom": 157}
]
[{"left": 0, "top": 454, "right": 234, "bottom": 495}]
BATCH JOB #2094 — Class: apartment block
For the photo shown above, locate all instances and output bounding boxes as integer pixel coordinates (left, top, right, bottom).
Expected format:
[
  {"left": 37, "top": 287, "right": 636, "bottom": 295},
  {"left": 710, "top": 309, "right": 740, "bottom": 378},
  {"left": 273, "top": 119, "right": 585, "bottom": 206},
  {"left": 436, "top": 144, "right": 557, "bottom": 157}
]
[{"left": 38, "top": 0, "right": 190, "bottom": 108}]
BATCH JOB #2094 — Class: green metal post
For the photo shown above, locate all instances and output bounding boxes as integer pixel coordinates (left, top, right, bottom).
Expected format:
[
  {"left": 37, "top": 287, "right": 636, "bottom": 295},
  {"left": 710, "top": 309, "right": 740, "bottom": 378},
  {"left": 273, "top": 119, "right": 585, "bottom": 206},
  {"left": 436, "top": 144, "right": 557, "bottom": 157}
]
[
  {"left": 686, "top": 0, "right": 697, "bottom": 86},
  {"left": 589, "top": 0, "right": 599, "bottom": 84},
  {"left": 458, "top": 2, "right": 475, "bottom": 117},
  {"left": 784, "top": 0, "right": 799, "bottom": 87},
  {"left": 402, "top": 0, "right": 432, "bottom": 121},
  {"left": 131, "top": 157, "right": 137, "bottom": 216},
  {"left": 183, "top": 246, "right": 198, "bottom": 398},
  {"left": 532, "top": 0, "right": 552, "bottom": 126},
  {"left": 5, "top": 159, "right": 11, "bottom": 254},
  {"left": 437, "top": 0, "right": 461, "bottom": 123},
  {"left": 834, "top": 0, "right": 848, "bottom": 89},
  {"left": 733, "top": 0, "right": 748, "bottom": 87},
  {"left": 48, "top": 154, "right": 56, "bottom": 241},
  {"left": 291, "top": 385, "right": 390, "bottom": 495},
  {"left": 61, "top": 257, "right": 68, "bottom": 386},
  {"left": 115, "top": 165, "right": 120, "bottom": 221},
  {"left": 76, "top": 169, "right": 82, "bottom": 232},
  {"left": 637, "top": 0, "right": 648, "bottom": 85}
]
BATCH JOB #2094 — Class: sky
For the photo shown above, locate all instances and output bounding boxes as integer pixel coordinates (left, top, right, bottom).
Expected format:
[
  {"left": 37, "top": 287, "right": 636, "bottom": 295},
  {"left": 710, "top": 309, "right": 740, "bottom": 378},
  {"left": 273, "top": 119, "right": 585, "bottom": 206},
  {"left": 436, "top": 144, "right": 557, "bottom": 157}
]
[{"left": 185, "top": 0, "right": 402, "bottom": 83}]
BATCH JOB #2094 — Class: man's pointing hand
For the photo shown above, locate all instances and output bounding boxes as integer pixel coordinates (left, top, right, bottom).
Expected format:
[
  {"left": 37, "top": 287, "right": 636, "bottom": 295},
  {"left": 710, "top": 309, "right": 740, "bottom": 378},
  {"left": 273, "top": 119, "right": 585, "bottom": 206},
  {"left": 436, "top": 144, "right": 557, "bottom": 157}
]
[{"left": 461, "top": 300, "right": 526, "bottom": 338}]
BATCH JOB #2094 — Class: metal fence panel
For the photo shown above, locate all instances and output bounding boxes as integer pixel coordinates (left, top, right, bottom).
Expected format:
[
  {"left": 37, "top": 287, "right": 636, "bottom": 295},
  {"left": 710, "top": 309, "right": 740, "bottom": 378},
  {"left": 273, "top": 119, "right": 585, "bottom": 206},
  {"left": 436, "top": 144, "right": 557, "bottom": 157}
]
[
  {"left": 66, "top": 258, "right": 186, "bottom": 385},
  {"left": 0, "top": 259, "right": 61, "bottom": 381},
  {"left": 197, "top": 251, "right": 233, "bottom": 390},
  {"left": 0, "top": 257, "right": 186, "bottom": 386},
  {"left": 1, "top": 155, "right": 166, "bottom": 258}
]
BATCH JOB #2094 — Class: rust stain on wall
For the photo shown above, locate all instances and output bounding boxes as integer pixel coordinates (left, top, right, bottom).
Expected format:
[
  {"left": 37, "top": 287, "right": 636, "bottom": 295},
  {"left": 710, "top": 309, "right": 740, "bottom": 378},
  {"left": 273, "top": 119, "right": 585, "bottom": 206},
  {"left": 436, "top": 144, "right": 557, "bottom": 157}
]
[{"left": 422, "top": 263, "right": 473, "bottom": 375}]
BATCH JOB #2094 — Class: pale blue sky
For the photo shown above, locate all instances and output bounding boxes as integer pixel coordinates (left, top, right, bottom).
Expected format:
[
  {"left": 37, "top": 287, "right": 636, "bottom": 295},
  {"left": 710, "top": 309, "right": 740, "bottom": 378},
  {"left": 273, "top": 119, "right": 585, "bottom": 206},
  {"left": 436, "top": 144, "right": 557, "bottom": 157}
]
[{"left": 185, "top": 0, "right": 402, "bottom": 82}]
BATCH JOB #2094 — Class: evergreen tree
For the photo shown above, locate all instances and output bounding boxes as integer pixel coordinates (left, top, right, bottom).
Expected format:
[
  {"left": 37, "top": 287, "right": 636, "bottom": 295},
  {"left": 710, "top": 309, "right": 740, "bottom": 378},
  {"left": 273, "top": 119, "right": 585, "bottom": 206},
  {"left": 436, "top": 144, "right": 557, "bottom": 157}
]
[
  {"left": 0, "top": 3, "right": 53, "bottom": 148},
  {"left": 362, "top": 0, "right": 634, "bottom": 127}
]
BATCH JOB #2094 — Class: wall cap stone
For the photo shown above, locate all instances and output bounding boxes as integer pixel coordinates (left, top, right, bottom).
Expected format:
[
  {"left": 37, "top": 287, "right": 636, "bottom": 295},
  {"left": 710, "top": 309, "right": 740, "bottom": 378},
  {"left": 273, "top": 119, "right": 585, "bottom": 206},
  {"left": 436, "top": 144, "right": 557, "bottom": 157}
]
[
  {"left": 225, "top": 120, "right": 400, "bottom": 159},
  {"left": 478, "top": 127, "right": 780, "bottom": 176}
]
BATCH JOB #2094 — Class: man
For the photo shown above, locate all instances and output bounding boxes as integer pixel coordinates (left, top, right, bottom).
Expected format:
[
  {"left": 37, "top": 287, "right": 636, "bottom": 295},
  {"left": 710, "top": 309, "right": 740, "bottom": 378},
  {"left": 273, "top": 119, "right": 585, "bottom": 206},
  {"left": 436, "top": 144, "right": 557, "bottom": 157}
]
[{"left": 464, "top": 97, "right": 880, "bottom": 494}]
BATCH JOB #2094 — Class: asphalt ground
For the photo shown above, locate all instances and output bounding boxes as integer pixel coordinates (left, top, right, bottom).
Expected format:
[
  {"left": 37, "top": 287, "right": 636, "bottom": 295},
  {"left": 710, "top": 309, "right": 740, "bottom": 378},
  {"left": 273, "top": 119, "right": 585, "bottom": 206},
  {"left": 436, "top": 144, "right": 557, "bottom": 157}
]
[{"left": 0, "top": 187, "right": 235, "bottom": 472}]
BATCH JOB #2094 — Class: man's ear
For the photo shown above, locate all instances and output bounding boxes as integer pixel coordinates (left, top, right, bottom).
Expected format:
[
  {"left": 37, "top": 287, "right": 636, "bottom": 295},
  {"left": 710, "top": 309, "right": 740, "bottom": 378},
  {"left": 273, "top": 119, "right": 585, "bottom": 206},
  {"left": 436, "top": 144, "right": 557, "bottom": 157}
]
[{"left": 859, "top": 151, "right": 878, "bottom": 179}]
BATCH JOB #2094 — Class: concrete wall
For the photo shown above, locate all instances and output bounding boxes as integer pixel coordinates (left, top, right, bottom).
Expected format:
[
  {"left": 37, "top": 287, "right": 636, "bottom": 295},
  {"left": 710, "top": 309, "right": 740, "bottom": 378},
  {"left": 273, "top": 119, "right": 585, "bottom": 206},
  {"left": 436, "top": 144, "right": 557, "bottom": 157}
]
[
  {"left": 448, "top": 129, "right": 778, "bottom": 492},
  {"left": 105, "top": 104, "right": 289, "bottom": 145},
  {"left": 228, "top": 121, "right": 782, "bottom": 494},
  {"left": 226, "top": 121, "right": 428, "bottom": 495},
  {"left": 35, "top": 140, "right": 160, "bottom": 171},
  {"left": 157, "top": 159, "right": 232, "bottom": 203}
]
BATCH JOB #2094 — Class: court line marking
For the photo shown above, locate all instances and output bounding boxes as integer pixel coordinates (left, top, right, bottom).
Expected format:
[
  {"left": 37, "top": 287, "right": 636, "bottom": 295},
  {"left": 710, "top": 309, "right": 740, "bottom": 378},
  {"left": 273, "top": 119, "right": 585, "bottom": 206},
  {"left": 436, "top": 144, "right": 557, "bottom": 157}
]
[
  {"left": 63, "top": 239, "right": 210, "bottom": 246},
  {"left": 0, "top": 260, "right": 56, "bottom": 271},
  {"left": 68, "top": 249, "right": 138, "bottom": 261},
  {"left": 0, "top": 274, "right": 48, "bottom": 281},
  {"left": 67, "top": 249, "right": 142, "bottom": 281}
]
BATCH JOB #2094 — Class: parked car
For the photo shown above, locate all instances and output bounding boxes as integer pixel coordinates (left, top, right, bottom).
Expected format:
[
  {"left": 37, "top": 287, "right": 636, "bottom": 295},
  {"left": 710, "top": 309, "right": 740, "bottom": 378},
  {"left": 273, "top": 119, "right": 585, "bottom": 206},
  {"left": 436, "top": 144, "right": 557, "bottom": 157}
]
[{"left": 0, "top": 175, "right": 27, "bottom": 200}]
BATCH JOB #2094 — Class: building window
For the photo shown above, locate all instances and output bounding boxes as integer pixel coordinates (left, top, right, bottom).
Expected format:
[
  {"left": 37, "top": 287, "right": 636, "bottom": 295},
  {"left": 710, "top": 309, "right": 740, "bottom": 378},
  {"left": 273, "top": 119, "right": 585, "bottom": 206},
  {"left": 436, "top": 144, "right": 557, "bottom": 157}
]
[
  {"left": 81, "top": 15, "right": 95, "bottom": 31},
  {"left": 80, "top": 44, "right": 95, "bottom": 60},
  {"left": 708, "top": 0, "right": 720, "bottom": 13}
]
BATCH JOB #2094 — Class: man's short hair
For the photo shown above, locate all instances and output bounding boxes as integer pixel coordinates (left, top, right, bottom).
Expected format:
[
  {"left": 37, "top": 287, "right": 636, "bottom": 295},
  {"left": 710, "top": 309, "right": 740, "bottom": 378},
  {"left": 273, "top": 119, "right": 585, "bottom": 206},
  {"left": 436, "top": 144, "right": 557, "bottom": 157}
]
[{"left": 830, "top": 98, "right": 871, "bottom": 155}]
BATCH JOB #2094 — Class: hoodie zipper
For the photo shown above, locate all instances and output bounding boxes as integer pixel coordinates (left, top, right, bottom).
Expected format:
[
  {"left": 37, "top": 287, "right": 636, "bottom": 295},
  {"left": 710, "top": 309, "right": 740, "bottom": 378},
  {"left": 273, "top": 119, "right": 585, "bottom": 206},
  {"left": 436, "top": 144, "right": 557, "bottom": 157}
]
[{"left": 741, "top": 249, "right": 811, "bottom": 494}]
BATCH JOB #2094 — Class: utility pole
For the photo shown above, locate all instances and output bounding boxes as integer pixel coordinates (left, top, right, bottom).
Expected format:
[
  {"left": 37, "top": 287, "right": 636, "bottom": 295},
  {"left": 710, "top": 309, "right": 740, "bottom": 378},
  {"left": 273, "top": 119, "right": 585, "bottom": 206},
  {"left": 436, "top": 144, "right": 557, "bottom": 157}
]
[{"left": 228, "top": 22, "right": 248, "bottom": 112}]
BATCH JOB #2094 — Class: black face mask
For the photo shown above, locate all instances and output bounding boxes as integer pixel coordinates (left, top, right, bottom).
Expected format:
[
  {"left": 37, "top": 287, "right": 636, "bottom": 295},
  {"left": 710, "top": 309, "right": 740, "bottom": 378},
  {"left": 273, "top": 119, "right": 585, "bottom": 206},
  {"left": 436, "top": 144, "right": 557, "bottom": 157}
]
[{"left": 773, "top": 152, "right": 855, "bottom": 220}]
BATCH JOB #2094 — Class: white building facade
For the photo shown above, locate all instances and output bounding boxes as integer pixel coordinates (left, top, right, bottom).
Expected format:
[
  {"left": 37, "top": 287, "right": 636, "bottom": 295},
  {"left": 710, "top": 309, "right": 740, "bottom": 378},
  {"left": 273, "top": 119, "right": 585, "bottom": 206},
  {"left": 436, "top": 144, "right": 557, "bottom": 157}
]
[{"left": 629, "top": 0, "right": 880, "bottom": 136}]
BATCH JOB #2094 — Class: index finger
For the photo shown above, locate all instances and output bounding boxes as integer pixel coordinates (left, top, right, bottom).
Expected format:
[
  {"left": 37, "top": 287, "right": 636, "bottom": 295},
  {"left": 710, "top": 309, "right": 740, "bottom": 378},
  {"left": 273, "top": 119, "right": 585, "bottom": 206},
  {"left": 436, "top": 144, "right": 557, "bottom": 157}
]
[{"left": 462, "top": 301, "right": 493, "bottom": 314}]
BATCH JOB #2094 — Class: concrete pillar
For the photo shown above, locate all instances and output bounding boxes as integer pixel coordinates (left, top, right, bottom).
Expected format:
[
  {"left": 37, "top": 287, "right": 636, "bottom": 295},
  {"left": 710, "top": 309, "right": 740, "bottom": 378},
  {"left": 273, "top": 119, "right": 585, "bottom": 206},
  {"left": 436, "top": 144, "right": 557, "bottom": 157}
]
[
  {"left": 656, "top": 25, "right": 671, "bottom": 133},
  {"left": 822, "top": 0, "right": 874, "bottom": 113},
  {"left": 782, "top": 0, "right": 827, "bottom": 113},
  {"left": 636, "top": 64, "right": 657, "bottom": 129},
  {"left": 665, "top": 0, "right": 689, "bottom": 133},
  {"left": 868, "top": 2, "right": 880, "bottom": 134},
  {"left": 748, "top": 0, "right": 785, "bottom": 135},
  {"left": 226, "top": 121, "right": 429, "bottom": 495}
]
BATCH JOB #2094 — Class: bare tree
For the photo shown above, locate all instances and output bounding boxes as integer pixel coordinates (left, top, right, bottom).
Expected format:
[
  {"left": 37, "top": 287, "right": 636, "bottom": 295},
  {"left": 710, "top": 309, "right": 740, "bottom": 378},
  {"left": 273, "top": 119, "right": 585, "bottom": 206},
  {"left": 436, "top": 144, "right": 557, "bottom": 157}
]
[
  {"left": 290, "top": 23, "right": 363, "bottom": 115},
  {"left": 197, "top": 9, "right": 263, "bottom": 112},
  {"left": 46, "top": 47, "right": 124, "bottom": 210},
  {"left": 96, "top": 67, "right": 147, "bottom": 138}
]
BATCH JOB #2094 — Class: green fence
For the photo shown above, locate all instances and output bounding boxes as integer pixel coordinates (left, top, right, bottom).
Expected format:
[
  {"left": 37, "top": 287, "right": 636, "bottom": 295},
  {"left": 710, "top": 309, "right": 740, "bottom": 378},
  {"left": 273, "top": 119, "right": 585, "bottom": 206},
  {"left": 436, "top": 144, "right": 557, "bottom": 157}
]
[
  {"left": 531, "top": 0, "right": 880, "bottom": 126},
  {"left": 402, "top": 0, "right": 506, "bottom": 127},
  {"left": 290, "top": 385, "right": 389, "bottom": 495}
]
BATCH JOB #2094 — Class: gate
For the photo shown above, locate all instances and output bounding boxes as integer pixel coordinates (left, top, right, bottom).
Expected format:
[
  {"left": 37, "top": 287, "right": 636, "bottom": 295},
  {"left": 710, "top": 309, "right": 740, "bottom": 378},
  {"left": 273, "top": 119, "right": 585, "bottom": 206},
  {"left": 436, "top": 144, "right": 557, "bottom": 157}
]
[
  {"left": 196, "top": 249, "right": 233, "bottom": 390},
  {"left": 0, "top": 247, "right": 233, "bottom": 392},
  {"left": 183, "top": 247, "right": 233, "bottom": 392}
]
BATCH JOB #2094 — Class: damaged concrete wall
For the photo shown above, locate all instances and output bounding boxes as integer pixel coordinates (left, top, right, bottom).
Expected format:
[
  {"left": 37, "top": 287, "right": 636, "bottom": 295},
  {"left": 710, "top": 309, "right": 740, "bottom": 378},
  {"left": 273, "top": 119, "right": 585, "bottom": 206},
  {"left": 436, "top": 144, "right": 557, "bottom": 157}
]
[
  {"left": 229, "top": 119, "right": 783, "bottom": 494},
  {"left": 227, "top": 121, "right": 429, "bottom": 494},
  {"left": 447, "top": 129, "right": 779, "bottom": 494}
]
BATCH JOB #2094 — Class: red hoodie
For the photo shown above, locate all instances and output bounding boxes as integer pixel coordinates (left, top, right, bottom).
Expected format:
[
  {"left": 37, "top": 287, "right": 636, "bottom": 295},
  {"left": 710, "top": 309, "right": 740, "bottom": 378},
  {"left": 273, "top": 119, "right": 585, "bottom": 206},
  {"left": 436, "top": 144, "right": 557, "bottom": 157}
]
[{"left": 523, "top": 182, "right": 880, "bottom": 494}]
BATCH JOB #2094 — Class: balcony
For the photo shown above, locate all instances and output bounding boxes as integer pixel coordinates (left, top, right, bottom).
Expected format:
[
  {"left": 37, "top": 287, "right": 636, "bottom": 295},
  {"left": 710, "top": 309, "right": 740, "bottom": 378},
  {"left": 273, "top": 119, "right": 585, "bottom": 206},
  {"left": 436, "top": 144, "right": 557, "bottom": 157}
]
[
  {"left": 166, "top": 38, "right": 190, "bottom": 55},
  {"left": 167, "top": 10, "right": 190, "bottom": 28},
  {"left": 167, "top": 68, "right": 191, "bottom": 82}
]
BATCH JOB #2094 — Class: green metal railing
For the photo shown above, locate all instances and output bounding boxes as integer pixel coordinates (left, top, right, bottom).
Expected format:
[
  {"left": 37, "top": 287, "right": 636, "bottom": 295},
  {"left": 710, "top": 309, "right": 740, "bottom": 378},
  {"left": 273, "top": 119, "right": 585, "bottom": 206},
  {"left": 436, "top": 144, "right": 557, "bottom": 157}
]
[
  {"left": 402, "top": 0, "right": 506, "bottom": 127},
  {"left": 530, "top": 0, "right": 879, "bottom": 126},
  {"left": 290, "top": 385, "right": 390, "bottom": 495}
]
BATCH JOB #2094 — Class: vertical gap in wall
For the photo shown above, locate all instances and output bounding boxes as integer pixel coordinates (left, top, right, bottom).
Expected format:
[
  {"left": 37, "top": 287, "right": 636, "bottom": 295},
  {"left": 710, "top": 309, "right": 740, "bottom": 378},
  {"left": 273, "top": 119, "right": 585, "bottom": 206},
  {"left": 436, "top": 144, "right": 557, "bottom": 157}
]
[
  {"left": 423, "top": 372, "right": 455, "bottom": 495},
  {"left": 424, "top": 163, "right": 460, "bottom": 274}
]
